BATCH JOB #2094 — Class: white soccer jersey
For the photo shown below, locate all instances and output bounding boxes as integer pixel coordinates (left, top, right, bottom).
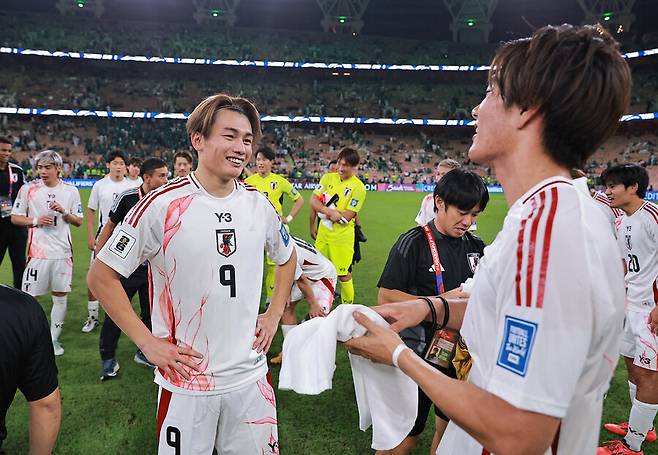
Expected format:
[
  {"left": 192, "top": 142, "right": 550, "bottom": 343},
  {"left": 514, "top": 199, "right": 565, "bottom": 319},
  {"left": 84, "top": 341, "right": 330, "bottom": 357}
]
[
  {"left": 292, "top": 236, "right": 338, "bottom": 283},
  {"left": 437, "top": 177, "right": 625, "bottom": 455},
  {"left": 12, "top": 179, "right": 83, "bottom": 260},
  {"left": 415, "top": 194, "right": 434, "bottom": 226},
  {"left": 593, "top": 190, "right": 624, "bottom": 234},
  {"left": 97, "top": 173, "right": 294, "bottom": 395},
  {"left": 88, "top": 176, "right": 139, "bottom": 233},
  {"left": 617, "top": 201, "right": 658, "bottom": 311}
]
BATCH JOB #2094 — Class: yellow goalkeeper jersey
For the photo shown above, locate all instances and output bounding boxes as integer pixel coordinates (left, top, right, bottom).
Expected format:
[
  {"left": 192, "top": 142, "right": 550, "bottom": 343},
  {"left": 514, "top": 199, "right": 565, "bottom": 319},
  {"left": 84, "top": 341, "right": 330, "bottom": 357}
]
[
  {"left": 244, "top": 172, "right": 301, "bottom": 216},
  {"left": 313, "top": 172, "right": 366, "bottom": 245}
]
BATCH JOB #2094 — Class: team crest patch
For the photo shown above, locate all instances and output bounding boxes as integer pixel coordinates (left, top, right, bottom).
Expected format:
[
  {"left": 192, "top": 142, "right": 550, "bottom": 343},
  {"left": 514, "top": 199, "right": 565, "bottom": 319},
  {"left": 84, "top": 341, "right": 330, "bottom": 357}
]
[
  {"left": 467, "top": 253, "right": 480, "bottom": 272},
  {"left": 216, "top": 229, "right": 237, "bottom": 257},
  {"left": 343, "top": 187, "right": 351, "bottom": 197},
  {"left": 110, "top": 229, "right": 136, "bottom": 259},
  {"left": 496, "top": 316, "right": 537, "bottom": 377},
  {"left": 625, "top": 235, "right": 632, "bottom": 251},
  {"left": 279, "top": 223, "right": 290, "bottom": 246},
  {"left": 270, "top": 182, "right": 278, "bottom": 190}
]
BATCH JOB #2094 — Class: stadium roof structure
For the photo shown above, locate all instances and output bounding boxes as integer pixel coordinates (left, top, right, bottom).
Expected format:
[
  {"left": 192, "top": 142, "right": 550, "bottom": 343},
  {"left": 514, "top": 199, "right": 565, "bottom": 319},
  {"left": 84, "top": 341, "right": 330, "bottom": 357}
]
[{"left": 2, "top": 0, "right": 657, "bottom": 43}]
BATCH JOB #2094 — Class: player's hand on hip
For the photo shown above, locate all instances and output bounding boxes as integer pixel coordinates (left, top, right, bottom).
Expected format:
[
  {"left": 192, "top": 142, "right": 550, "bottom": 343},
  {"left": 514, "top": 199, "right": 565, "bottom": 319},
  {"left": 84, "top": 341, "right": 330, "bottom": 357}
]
[
  {"left": 374, "top": 299, "right": 430, "bottom": 332},
  {"left": 141, "top": 336, "right": 203, "bottom": 381},
  {"left": 648, "top": 308, "right": 658, "bottom": 335},
  {"left": 345, "top": 311, "right": 404, "bottom": 366},
  {"left": 254, "top": 311, "right": 281, "bottom": 353}
]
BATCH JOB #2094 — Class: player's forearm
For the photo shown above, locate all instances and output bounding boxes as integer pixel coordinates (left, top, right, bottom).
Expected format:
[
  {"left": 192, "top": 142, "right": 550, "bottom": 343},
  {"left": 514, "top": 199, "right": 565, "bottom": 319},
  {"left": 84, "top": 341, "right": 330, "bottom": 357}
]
[
  {"left": 88, "top": 260, "right": 153, "bottom": 349},
  {"left": 338, "top": 209, "right": 357, "bottom": 221},
  {"left": 268, "top": 250, "right": 297, "bottom": 318},
  {"left": 297, "top": 275, "right": 317, "bottom": 306},
  {"left": 378, "top": 288, "right": 418, "bottom": 305},
  {"left": 10, "top": 214, "right": 35, "bottom": 227},
  {"left": 397, "top": 350, "right": 558, "bottom": 455},
  {"left": 289, "top": 196, "right": 304, "bottom": 219},
  {"left": 95, "top": 221, "right": 116, "bottom": 252},
  {"left": 426, "top": 296, "right": 467, "bottom": 331},
  {"left": 310, "top": 195, "right": 327, "bottom": 214},
  {"left": 85, "top": 209, "right": 96, "bottom": 240},
  {"left": 63, "top": 213, "right": 83, "bottom": 227},
  {"left": 28, "top": 388, "right": 61, "bottom": 455}
]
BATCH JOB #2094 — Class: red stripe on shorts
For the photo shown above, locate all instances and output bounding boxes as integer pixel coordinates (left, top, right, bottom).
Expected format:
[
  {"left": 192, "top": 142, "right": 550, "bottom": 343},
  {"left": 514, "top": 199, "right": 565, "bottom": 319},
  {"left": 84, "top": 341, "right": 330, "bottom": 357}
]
[{"left": 156, "top": 388, "right": 173, "bottom": 442}]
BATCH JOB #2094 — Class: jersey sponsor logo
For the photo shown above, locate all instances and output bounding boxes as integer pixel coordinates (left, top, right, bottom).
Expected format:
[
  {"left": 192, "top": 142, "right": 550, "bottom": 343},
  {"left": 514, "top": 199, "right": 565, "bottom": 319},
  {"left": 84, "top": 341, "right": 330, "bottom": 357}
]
[
  {"left": 279, "top": 223, "right": 290, "bottom": 246},
  {"left": 349, "top": 198, "right": 359, "bottom": 208},
  {"left": 110, "top": 229, "right": 137, "bottom": 259},
  {"left": 496, "top": 316, "right": 538, "bottom": 377},
  {"left": 216, "top": 229, "right": 237, "bottom": 257},
  {"left": 467, "top": 253, "right": 481, "bottom": 273}
]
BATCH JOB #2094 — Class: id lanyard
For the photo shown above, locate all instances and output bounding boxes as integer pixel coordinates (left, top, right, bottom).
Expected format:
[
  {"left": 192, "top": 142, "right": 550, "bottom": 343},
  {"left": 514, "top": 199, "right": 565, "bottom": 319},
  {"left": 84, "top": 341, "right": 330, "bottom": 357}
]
[
  {"left": 422, "top": 224, "right": 444, "bottom": 295},
  {"left": 5, "top": 164, "right": 13, "bottom": 198}
]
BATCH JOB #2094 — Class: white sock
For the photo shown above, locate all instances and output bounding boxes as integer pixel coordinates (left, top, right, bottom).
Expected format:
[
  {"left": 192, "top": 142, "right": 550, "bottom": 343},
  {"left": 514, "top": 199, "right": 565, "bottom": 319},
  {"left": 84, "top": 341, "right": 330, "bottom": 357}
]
[
  {"left": 629, "top": 381, "right": 637, "bottom": 404},
  {"left": 51, "top": 295, "right": 68, "bottom": 341},
  {"left": 625, "top": 398, "right": 658, "bottom": 451},
  {"left": 88, "top": 300, "right": 99, "bottom": 320},
  {"left": 281, "top": 324, "right": 296, "bottom": 338}
]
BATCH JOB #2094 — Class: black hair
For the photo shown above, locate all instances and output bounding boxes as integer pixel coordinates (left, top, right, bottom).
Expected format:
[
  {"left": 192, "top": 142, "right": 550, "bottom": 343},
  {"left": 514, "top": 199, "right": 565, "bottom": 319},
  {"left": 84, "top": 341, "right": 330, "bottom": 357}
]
[
  {"left": 329, "top": 159, "right": 338, "bottom": 166},
  {"left": 140, "top": 158, "right": 168, "bottom": 177},
  {"left": 601, "top": 164, "right": 649, "bottom": 199},
  {"left": 106, "top": 151, "right": 127, "bottom": 164},
  {"left": 255, "top": 146, "right": 275, "bottom": 161},
  {"left": 128, "top": 157, "right": 142, "bottom": 167},
  {"left": 0, "top": 136, "right": 11, "bottom": 145},
  {"left": 434, "top": 169, "right": 489, "bottom": 212}
]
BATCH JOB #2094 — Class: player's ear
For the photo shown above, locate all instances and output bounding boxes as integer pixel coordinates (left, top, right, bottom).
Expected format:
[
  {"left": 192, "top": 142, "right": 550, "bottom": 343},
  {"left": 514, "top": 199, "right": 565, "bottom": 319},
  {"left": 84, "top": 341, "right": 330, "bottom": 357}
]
[
  {"left": 190, "top": 132, "right": 204, "bottom": 152},
  {"left": 434, "top": 196, "right": 445, "bottom": 212}
]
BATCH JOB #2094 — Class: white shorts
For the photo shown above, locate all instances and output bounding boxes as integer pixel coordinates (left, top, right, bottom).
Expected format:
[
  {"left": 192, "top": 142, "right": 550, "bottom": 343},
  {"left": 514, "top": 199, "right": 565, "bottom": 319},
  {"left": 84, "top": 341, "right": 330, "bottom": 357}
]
[
  {"left": 22, "top": 258, "right": 73, "bottom": 296},
  {"left": 156, "top": 375, "right": 279, "bottom": 455},
  {"left": 621, "top": 308, "right": 658, "bottom": 371},
  {"left": 290, "top": 277, "right": 336, "bottom": 314}
]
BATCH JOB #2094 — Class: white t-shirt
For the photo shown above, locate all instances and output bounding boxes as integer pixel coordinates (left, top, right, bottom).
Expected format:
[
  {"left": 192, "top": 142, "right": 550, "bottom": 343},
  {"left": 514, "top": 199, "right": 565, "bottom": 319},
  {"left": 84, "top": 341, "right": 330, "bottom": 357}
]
[
  {"left": 617, "top": 201, "right": 658, "bottom": 312},
  {"left": 292, "top": 236, "right": 337, "bottom": 282},
  {"left": 415, "top": 194, "right": 435, "bottom": 226},
  {"left": 438, "top": 176, "right": 625, "bottom": 455},
  {"left": 88, "top": 176, "right": 139, "bottom": 233},
  {"left": 12, "top": 179, "right": 83, "bottom": 259},
  {"left": 97, "top": 173, "right": 294, "bottom": 395},
  {"left": 592, "top": 190, "right": 624, "bottom": 234}
]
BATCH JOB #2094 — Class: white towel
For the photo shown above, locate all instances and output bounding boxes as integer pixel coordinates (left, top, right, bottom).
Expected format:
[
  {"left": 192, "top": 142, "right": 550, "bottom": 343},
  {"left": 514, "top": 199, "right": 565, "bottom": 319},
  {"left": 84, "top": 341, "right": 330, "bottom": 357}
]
[{"left": 279, "top": 305, "right": 418, "bottom": 450}]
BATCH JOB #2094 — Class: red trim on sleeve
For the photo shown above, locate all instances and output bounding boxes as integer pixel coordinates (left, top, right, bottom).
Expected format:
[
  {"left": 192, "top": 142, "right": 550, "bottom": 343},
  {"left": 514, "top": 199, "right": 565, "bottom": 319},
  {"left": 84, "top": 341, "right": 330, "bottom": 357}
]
[
  {"left": 128, "top": 180, "right": 190, "bottom": 227},
  {"left": 526, "top": 192, "right": 547, "bottom": 307},
  {"left": 536, "top": 187, "right": 559, "bottom": 309}
]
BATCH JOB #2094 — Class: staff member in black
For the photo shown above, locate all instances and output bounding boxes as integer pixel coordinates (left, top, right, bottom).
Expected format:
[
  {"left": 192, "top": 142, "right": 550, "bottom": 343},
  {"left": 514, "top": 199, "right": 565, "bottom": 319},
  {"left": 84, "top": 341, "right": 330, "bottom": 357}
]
[
  {"left": 0, "top": 137, "right": 27, "bottom": 289},
  {"left": 376, "top": 169, "right": 488, "bottom": 455},
  {"left": 0, "top": 285, "right": 61, "bottom": 455},
  {"left": 93, "top": 158, "right": 169, "bottom": 381}
]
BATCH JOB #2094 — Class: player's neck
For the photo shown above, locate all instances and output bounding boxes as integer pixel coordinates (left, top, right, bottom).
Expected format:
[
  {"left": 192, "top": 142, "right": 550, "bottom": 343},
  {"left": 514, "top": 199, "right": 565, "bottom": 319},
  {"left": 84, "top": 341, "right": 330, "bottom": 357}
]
[
  {"left": 109, "top": 174, "right": 123, "bottom": 183},
  {"left": 493, "top": 149, "right": 570, "bottom": 206},
  {"left": 193, "top": 168, "right": 235, "bottom": 198},
  {"left": 42, "top": 178, "right": 59, "bottom": 188},
  {"left": 258, "top": 171, "right": 270, "bottom": 178},
  {"left": 622, "top": 197, "right": 645, "bottom": 216},
  {"left": 0, "top": 161, "right": 7, "bottom": 170}
]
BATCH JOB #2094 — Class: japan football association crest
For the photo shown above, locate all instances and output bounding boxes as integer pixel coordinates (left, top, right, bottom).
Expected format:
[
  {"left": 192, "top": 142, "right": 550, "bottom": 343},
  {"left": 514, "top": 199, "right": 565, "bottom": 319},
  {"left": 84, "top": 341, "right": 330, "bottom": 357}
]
[
  {"left": 270, "top": 181, "right": 278, "bottom": 190},
  {"left": 467, "top": 253, "right": 481, "bottom": 273},
  {"left": 216, "top": 229, "right": 237, "bottom": 257}
]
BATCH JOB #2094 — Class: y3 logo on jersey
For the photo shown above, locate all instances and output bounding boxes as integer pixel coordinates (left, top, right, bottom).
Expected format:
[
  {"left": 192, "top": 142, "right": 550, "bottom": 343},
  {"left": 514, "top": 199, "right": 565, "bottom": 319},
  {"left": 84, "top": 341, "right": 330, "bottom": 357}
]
[
  {"left": 215, "top": 212, "right": 233, "bottom": 223},
  {"left": 216, "top": 229, "right": 237, "bottom": 257}
]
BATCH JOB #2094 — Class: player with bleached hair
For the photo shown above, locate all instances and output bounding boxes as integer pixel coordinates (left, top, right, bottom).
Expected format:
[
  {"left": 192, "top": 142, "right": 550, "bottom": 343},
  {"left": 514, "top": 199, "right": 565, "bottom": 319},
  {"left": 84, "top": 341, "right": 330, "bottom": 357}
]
[{"left": 11, "top": 150, "right": 83, "bottom": 356}]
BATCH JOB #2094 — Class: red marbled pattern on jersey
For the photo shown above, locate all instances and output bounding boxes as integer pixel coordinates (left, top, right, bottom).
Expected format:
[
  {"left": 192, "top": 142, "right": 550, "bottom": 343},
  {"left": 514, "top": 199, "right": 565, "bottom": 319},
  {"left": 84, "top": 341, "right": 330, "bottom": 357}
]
[
  {"left": 182, "top": 289, "right": 212, "bottom": 391},
  {"left": 256, "top": 377, "right": 276, "bottom": 408},
  {"left": 162, "top": 194, "right": 196, "bottom": 253}
]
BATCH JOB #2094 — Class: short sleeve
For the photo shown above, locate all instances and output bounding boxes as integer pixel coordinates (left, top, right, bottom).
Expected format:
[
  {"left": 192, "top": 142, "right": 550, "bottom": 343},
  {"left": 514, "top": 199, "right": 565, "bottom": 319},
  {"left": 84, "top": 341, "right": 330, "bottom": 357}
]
[
  {"left": 313, "top": 174, "right": 329, "bottom": 197},
  {"left": 19, "top": 297, "right": 58, "bottom": 402},
  {"left": 377, "top": 232, "right": 417, "bottom": 292},
  {"left": 69, "top": 187, "right": 83, "bottom": 218},
  {"left": 282, "top": 178, "right": 301, "bottom": 201},
  {"left": 486, "top": 191, "right": 592, "bottom": 418},
  {"left": 109, "top": 193, "right": 130, "bottom": 225},
  {"left": 11, "top": 184, "right": 28, "bottom": 216},
  {"left": 97, "top": 202, "right": 162, "bottom": 278},
  {"left": 347, "top": 183, "right": 366, "bottom": 213},
  {"left": 87, "top": 183, "right": 100, "bottom": 211},
  {"left": 264, "top": 201, "right": 294, "bottom": 266}
]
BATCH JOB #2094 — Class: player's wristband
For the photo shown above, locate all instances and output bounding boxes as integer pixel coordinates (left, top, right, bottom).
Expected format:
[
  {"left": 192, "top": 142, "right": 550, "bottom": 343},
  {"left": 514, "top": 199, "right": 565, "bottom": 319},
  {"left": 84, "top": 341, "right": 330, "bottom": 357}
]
[
  {"left": 391, "top": 343, "right": 411, "bottom": 368},
  {"left": 419, "top": 296, "right": 437, "bottom": 332},
  {"left": 31, "top": 217, "right": 38, "bottom": 227},
  {"left": 61, "top": 210, "right": 69, "bottom": 217},
  {"left": 285, "top": 215, "right": 293, "bottom": 223},
  {"left": 437, "top": 296, "right": 450, "bottom": 330}
]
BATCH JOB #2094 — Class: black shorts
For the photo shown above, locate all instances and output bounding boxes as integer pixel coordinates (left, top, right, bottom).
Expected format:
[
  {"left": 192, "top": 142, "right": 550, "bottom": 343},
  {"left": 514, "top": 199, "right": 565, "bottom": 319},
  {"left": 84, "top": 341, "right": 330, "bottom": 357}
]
[{"left": 408, "top": 360, "right": 457, "bottom": 437}]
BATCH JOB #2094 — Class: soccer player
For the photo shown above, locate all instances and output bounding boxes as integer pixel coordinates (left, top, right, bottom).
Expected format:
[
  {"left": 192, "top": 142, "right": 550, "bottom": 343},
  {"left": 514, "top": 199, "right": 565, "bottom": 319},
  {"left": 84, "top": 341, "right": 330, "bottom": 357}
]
[
  {"left": 593, "top": 188, "right": 625, "bottom": 233},
  {"left": 377, "top": 169, "right": 488, "bottom": 455},
  {"left": 94, "top": 158, "right": 169, "bottom": 381},
  {"left": 83, "top": 151, "right": 139, "bottom": 333},
  {"left": 245, "top": 146, "right": 304, "bottom": 302},
  {"left": 310, "top": 159, "right": 338, "bottom": 241},
  {"left": 173, "top": 150, "right": 193, "bottom": 178},
  {"left": 126, "top": 157, "right": 143, "bottom": 185},
  {"left": 0, "top": 136, "right": 27, "bottom": 289},
  {"left": 11, "top": 150, "right": 84, "bottom": 356},
  {"left": 599, "top": 164, "right": 658, "bottom": 455},
  {"left": 346, "top": 24, "right": 631, "bottom": 455},
  {"left": 311, "top": 147, "right": 366, "bottom": 305},
  {"left": 88, "top": 93, "right": 296, "bottom": 454},
  {"left": 415, "top": 159, "right": 461, "bottom": 226}
]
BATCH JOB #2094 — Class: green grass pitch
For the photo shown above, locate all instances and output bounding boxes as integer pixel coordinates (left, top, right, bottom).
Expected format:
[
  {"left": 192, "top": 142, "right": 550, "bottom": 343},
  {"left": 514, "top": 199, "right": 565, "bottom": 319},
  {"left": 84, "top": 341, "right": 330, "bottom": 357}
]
[{"left": 0, "top": 188, "right": 641, "bottom": 454}]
